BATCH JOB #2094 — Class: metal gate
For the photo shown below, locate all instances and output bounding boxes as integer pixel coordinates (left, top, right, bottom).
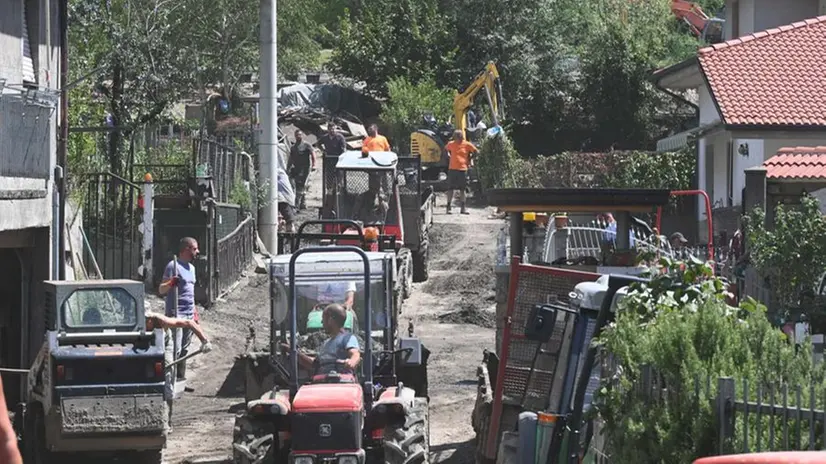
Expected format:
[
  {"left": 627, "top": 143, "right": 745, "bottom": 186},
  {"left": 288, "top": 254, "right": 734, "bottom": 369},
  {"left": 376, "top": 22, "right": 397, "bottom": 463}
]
[{"left": 81, "top": 172, "right": 143, "bottom": 280}]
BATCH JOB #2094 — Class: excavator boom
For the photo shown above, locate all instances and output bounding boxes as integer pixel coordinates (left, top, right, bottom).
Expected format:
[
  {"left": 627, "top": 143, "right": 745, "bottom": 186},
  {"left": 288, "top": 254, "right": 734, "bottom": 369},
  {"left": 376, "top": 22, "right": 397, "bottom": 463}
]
[
  {"left": 670, "top": 0, "right": 724, "bottom": 42},
  {"left": 453, "top": 61, "right": 503, "bottom": 138}
]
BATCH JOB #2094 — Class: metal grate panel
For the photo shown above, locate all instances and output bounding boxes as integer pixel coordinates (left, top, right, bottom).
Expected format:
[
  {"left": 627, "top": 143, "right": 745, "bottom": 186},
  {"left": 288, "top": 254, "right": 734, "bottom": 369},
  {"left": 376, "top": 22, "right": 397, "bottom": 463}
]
[{"left": 485, "top": 260, "right": 600, "bottom": 460}]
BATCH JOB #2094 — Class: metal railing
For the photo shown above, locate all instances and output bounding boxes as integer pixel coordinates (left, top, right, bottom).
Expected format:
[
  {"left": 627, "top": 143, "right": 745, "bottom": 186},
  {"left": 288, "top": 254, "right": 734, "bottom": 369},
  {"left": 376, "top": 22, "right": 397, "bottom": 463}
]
[
  {"left": 542, "top": 220, "right": 731, "bottom": 270},
  {"left": 215, "top": 214, "right": 255, "bottom": 296},
  {"left": 0, "top": 85, "right": 58, "bottom": 179},
  {"left": 193, "top": 136, "right": 249, "bottom": 203}
]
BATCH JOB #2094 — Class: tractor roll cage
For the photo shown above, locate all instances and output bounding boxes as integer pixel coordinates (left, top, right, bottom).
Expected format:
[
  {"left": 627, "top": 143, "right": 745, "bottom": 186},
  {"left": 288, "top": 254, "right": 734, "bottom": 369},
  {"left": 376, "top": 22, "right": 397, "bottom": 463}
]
[
  {"left": 287, "top": 245, "right": 374, "bottom": 411},
  {"left": 278, "top": 219, "right": 399, "bottom": 254}
]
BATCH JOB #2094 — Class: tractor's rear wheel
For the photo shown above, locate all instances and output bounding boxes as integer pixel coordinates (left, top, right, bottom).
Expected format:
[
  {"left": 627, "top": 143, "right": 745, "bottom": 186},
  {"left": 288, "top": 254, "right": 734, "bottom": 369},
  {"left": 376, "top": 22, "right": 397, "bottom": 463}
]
[
  {"left": 232, "top": 413, "right": 275, "bottom": 464},
  {"left": 384, "top": 398, "right": 429, "bottom": 464},
  {"left": 412, "top": 238, "right": 429, "bottom": 283}
]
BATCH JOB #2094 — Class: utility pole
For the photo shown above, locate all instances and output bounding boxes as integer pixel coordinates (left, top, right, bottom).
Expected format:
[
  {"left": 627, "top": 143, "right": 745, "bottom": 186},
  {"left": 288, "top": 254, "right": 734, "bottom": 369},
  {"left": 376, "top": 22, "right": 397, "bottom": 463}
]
[
  {"left": 258, "top": 0, "right": 279, "bottom": 255},
  {"left": 57, "top": 0, "right": 69, "bottom": 280}
]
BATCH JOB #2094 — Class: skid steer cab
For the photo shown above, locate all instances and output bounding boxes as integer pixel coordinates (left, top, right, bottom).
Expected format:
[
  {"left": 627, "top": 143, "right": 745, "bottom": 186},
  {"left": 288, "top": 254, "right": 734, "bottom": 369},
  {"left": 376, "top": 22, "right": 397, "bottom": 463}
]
[
  {"left": 21, "top": 279, "right": 168, "bottom": 463},
  {"left": 232, "top": 246, "right": 431, "bottom": 464}
]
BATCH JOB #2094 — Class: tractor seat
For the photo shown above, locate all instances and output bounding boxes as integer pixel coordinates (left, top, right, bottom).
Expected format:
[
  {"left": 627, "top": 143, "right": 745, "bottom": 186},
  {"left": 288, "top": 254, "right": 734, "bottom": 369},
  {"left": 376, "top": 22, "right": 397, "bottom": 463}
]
[{"left": 311, "top": 371, "right": 358, "bottom": 384}]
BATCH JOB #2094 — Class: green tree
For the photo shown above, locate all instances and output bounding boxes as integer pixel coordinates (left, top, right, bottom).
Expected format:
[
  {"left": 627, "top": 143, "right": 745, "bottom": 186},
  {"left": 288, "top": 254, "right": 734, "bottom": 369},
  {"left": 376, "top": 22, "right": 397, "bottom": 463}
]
[
  {"left": 747, "top": 194, "right": 826, "bottom": 315},
  {"left": 278, "top": 0, "right": 324, "bottom": 76},
  {"left": 380, "top": 76, "right": 453, "bottom": 152},
  {"left": 330, "top": 0, "right": 456, "bottom": 95},
  {"left": 172, "top": 0, "right": 259, "bottom": 99},
  {"left": 69, "top": 0, "right": 195, "bottom": 174},
  {"left": 577, "top": 0, "right": 698, "bottom": 151}
]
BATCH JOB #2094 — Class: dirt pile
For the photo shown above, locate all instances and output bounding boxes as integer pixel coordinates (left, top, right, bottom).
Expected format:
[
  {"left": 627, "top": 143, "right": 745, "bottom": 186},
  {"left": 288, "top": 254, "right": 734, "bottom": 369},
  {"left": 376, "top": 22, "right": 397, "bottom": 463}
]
[{"left": 437, "top": 302, "right": 496, "bottom": 328}]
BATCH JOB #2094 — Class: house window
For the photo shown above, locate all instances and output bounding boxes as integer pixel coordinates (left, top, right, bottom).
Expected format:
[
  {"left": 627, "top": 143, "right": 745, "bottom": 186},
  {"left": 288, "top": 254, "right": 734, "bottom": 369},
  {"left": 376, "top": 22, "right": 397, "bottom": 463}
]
[
  {"left": 730, "top": 0, "right": 740, "bottom": 38},
  {"left": 705, "top": 144, "right": 715, "bottom": 211},
  {"left": 727, "top": 141, "right": 734, "bottom": 207},
  {"left": 21, "top": 0, "right": 37, "bottom": 85}
]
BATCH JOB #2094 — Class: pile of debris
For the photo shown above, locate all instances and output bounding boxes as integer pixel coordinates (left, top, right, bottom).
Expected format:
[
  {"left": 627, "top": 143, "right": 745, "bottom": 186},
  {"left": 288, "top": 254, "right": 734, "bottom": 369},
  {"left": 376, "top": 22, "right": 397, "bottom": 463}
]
[{"left": 279, "top": 107, "right": 367, "bottom": 150}]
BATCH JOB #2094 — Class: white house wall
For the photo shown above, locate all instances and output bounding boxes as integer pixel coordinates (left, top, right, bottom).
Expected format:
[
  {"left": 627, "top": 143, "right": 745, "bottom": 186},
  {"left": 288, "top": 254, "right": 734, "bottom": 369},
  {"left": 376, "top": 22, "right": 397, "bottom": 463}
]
[
  {"left": 725, "top": 0, "right": 822, "bottom": 40},
  {"left": 697, "top": 131, "right": 729, "bottom": 220},
  {"left": 0, "top": 0, "right": 59, "bottom": 233},
  {"left": 698, "top": 85, "right": 721, "bottom": 125},
  {"left": 732, "top": 139, "right": 764, "bottom": 205},
  {"left": 712, "top": 135, "right": 729, "bottom": 209},
  {"left": 754, "top": 0, "right": 819, "bottom": 33}
]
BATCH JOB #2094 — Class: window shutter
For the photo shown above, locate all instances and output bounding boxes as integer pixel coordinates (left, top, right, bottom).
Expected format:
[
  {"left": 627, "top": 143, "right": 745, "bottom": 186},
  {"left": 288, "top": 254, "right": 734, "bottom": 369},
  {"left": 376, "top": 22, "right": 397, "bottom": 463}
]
[{"left": 22, "top": 1, "right": 36, "bottom": 84}]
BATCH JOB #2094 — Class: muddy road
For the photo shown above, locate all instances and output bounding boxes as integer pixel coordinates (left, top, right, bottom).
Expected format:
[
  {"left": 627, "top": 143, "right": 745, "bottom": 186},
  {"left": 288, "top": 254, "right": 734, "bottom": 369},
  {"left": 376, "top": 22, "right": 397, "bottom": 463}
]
[{"left": 163, "top": 170, "right": 500, "bottom": 463}]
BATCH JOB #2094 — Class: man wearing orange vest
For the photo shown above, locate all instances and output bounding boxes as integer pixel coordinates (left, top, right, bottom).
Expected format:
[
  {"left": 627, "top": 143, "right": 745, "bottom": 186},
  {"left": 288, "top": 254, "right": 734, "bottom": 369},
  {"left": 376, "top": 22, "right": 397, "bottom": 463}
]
[
  {"left": 445, "top": 129, "right": 478, "bottom": 215},
  {"left": 361, "top": 124, "right": 391, "bottom": 154}
]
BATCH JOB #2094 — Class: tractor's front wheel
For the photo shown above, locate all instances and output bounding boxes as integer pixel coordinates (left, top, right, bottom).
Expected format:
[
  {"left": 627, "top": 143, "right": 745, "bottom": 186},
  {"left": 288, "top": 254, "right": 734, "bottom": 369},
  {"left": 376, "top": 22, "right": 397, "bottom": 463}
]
[
  {"left": 232, "top": 413, "right": 275, "bottom": 464},
  {"left": 384, "top": 398, "right": 429, "bottom": 464}
]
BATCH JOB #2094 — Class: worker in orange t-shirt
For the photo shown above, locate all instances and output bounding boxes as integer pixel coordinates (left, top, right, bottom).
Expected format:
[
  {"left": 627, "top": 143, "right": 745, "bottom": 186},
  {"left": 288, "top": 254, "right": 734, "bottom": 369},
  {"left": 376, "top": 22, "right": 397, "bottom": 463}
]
[
  {"left": 0, "top": 374, "right": 22, "bottom": 464},
  {"left": 445, "top": 129, "right": 478, "bottom": 215},
  {"left": 361, "top": 124, "right": 391, "bottom": 155}
]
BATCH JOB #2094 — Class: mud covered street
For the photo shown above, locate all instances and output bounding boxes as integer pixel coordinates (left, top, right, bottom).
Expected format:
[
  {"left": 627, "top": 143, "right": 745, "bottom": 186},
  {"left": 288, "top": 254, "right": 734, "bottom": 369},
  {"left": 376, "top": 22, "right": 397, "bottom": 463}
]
[{"left": 162, "top": 170, "right": 500, "bottom": 463}]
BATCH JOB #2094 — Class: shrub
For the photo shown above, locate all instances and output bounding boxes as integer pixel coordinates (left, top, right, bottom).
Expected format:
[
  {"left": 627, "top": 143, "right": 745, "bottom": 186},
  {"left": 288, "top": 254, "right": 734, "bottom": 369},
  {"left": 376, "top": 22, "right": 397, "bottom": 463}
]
[
  {"left": 380, "top": 76, "right": 453, "bottom": 153},
  {"left": 476, "top": 147, "right": 695, "bottom": 191},
  {"left": 476, "top": 134, "right": 540, "bottom": 189},
  {"left": 595, "top": 257, "right": 824, "bottom": 462}
]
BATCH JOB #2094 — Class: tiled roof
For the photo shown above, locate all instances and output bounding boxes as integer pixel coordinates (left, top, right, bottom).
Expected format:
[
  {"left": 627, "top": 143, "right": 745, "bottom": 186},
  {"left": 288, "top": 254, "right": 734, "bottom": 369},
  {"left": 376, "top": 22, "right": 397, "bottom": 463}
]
[
  {"left": 764, "top": 147, "right": 826, "bottom": 179},
  {"left": 698, "top": 16, "right": 826, "bottom": 127}
]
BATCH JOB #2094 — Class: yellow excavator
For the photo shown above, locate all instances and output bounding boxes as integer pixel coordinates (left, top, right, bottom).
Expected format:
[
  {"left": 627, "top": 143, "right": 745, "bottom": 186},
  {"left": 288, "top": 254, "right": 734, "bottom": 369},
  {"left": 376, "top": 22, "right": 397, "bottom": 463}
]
[{"left": 410, "top": 61, "right": 504, "bottom": 192}]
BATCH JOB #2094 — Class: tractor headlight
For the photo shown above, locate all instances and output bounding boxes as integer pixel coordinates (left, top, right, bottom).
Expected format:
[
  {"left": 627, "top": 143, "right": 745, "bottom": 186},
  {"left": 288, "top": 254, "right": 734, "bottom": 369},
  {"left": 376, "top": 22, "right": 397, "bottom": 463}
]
[
  {"left": 293, "top": 456, "right": 314, "bottom": 464},
  {"left": 338, "top": 455, "right": 359, "bottom": 464}
]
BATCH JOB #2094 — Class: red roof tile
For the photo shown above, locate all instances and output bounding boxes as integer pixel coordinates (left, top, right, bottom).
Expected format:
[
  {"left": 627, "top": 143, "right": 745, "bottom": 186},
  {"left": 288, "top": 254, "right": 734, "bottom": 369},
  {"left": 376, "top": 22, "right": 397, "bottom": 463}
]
[
  {"left": 698, "top": 16, "right": 826, "bottom": 127},
  {"left": 764, "top": 147, "right": 826, "bottom": 179}
]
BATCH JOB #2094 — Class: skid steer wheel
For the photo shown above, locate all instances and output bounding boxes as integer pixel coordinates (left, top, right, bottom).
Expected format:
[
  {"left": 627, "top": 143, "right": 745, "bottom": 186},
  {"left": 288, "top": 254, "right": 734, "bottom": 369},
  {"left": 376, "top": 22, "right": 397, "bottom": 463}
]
[
  {"left": 384, "top": 398, "right": 429, "bottom": 464},
  {"left": 411, "top": 236, "right": 429, "bottom": 283},
  {"left": 232, "top": 413, "right": 275, "bottom": 464}
]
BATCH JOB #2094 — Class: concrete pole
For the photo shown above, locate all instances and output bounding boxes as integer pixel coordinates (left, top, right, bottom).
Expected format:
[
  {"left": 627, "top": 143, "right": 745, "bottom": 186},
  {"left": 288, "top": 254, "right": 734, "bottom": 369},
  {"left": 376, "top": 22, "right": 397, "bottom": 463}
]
[
  {"left": 258, "top": 0, "right": 279, "bottom": 255},
  {"left": 142, "top": 174, "right": 155, "bottom": 289}
]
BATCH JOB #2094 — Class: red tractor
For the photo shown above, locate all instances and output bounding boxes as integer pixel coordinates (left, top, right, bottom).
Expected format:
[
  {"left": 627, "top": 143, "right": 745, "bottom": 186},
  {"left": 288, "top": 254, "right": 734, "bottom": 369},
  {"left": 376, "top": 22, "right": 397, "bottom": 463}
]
[{"left": 232, "top": 243, "right": 430, "bottom": 464}]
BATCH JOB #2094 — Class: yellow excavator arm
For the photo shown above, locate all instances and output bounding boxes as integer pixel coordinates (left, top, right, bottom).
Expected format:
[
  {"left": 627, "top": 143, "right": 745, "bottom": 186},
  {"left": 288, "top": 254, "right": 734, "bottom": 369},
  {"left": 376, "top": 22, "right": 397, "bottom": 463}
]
[{"left": 453, "top": 61, "right": 503, "bottom": 138}]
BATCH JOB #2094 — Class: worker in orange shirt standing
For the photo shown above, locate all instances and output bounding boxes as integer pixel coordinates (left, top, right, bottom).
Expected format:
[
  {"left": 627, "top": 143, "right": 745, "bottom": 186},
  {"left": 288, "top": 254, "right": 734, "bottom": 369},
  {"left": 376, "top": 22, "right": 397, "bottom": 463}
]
[
  {"left": 361, "top": 123, "right": 391, "bottom": 154},
  {"left": 445, "top": 129, "right": 478, "bottom": 215},
  {"left": 0, "top": 374, "right": 22, "bottom": 464}
]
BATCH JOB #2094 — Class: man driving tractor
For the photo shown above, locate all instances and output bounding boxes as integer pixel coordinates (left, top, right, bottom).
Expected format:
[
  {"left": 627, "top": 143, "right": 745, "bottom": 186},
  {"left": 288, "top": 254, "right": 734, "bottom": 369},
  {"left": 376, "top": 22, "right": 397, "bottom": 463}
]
[{"left": 282, "top": 304, "right": 362, "bottom": 375}]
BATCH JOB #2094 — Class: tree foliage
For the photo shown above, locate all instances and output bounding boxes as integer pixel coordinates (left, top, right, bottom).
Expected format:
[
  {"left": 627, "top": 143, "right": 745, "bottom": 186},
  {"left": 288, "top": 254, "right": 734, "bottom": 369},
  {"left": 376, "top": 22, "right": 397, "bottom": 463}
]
[
  {"left": 475, "top": 147, "right": 695, "bottom": 191},
  {"left": 380, "top": 76, "right": 453, "bottom": 152},
  {"left": 597, "top": 257, "right": 824, "bottom": 461},
  {"left": 746, "top": 194, "right": 826, "bottom": 313},
  {"left": 69, "top": 0, "right": 196, "bottom": 174},
  {"left": 172, "top": 0, "right": 259, "bottom": 98},
  {"left": 278, "top": 0, "right": 324, "bottom": 76},
  {"left": 330, "top": 0, "right": 705, "bottom": 155},
  {"left": 330, "top": 0, "right": 456, "bottom": 94}
]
